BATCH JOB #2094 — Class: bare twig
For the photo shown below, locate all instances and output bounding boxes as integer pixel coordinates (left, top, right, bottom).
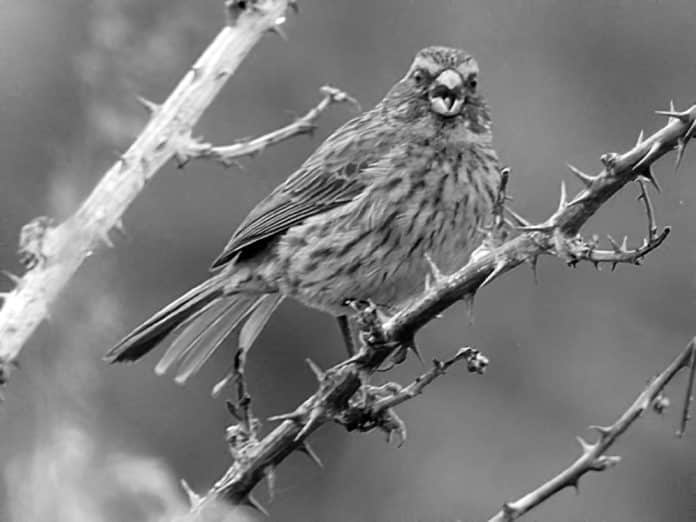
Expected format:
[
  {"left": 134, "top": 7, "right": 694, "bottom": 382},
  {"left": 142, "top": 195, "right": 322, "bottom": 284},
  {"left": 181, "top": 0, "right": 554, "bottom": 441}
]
[
  {"left": 175, "top": 85, "right": 360, "bottom": 167},
  {"left": 486, "top": 341, "right": 696, "bottom": 522}
]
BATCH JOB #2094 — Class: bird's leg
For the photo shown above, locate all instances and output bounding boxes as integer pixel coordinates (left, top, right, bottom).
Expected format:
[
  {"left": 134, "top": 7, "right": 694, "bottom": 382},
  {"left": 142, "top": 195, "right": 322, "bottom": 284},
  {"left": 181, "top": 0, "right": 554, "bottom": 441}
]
[{"left": 336, "top": 315, "right": 356, "bottom": 356}]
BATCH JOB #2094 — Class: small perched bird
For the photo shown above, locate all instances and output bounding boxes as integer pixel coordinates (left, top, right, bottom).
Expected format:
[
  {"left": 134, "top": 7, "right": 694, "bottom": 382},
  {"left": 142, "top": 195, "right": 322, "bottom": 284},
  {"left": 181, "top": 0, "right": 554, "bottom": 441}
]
[{"left": 106, "top": 46, "right": 501, "bottom": 386}]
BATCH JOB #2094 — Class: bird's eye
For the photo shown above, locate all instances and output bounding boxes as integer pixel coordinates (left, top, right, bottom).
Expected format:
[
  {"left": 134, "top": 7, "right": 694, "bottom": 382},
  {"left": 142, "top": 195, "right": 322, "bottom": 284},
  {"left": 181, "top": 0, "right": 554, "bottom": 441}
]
[
  {"left": 412, "top": 69, "right": 426, "bottom": 84},
  {"left": 468, "top": 78, "right": 478, "bottom": 89}
]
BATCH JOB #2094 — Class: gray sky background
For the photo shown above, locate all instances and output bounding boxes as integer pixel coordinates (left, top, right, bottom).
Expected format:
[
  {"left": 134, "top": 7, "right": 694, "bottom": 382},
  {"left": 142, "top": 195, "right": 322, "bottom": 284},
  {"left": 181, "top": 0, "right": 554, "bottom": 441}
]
[{"left": 0, "top": 1, "right": 695, "bottom": 521}]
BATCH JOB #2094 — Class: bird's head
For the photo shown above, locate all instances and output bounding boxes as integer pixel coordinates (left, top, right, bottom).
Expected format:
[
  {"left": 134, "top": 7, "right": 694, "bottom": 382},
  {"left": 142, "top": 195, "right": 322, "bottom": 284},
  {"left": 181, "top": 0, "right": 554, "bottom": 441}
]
[{"left": 382, "top": 47, "right": 490, "bottom": 133}]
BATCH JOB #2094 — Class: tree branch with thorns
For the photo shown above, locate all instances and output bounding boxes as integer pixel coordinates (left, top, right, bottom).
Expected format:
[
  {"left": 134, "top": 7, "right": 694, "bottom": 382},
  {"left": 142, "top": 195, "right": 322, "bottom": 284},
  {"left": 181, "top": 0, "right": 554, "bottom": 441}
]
[
  {"left": 0, "top": 0, "right": 359, "bottom": 389},
  {"left": 176, "top": 102, "right": 696, "bottom": 519},
  {"left": 0, "top": 2, "right": 692, "bottom": 521}
]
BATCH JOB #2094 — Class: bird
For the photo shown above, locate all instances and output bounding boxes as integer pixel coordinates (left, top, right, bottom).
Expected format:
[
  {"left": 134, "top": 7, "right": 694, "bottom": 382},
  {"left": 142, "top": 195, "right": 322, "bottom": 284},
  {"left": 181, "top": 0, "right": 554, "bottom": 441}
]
[{"left": 105, "top": 46, "right": 501, "bottom": 388}]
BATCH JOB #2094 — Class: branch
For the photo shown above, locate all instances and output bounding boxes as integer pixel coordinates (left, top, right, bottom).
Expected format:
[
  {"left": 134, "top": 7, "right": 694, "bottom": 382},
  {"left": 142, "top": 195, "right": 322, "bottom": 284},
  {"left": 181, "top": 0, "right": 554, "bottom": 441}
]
[
  {"left": 0, "top": 0, "right": 315, "bottom": 387},
  {"left": 382, "top": 104, "right": 694, "bottom": 342},
  {"left": 174, "top": 85, "right": 360, "bottom": 167},
  {"left": 178, "top": 304, "right": 486, "bottom": 516},
  {"left": 178, "top": 103, "right": 695, "bottom": 518},
  {"left": 486, "top": 340, "right": 696, "bottom": 522}
]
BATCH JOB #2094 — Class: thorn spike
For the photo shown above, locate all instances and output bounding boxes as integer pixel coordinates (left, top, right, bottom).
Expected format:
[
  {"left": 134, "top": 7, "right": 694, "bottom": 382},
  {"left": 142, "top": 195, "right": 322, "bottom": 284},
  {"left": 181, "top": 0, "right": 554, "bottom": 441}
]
[
  {"left": 424, "top": 253, "right": 445, "bottom": 284},
  {"left": 267, "top": 23, "right": 288, "bottom": 40},
  {"left": 298, "top": 442, "right": 324, "bottom": 469},
  {"left": 566, "top": 163, "right": 596, "bottom": 188},
  {"left": 685, "top": 118, "right": 696, "bottom": 141},
  {"left": 588, "top": 424, "right": 612, "bottom": 438},
  {"left": 674, "top": 138, "right": 686, "bottom": 174},
  {"left": 462, "top": 293, "right": 475, "bottom": 325},
  {"left": 265, "top": 466, "right": 276, "bottom": 501},
  {"left": 558, "top": 180, "right": 568, "bottom": 211},
  {"left": 633, "top": 141, "right": 662, "bottom": 171},
  {"left": 635, "top": 129, "right": 644, "bottom": 147},
  {"left": 180, "top": 479, "right": 201, "bottom": 508},
  {"left": 480, "top": 259, "right": 507, "bottom": 289},
  {"left": 2, "top": 271, "right": 22, "bottom": 286},
  {"left": 637, "top": 166, "right": 661, "bottom": 193},
  {"left": 576, "top": 436, "right": 596, "bottom": 455},
  {"left": 242, "top": 493, "right": 269, "bottom": 516},
  {"left": 135, "top": 95, "right": 160, "bottom": 115},
  {"left": 268, "top": 410, "right": 303, "bottom": 423},
  {"left": 305, "top": 358, "right": 324, "bottom": 382},
  {"left": 607, "top": 235, "right": 622, "bottom": 253}
]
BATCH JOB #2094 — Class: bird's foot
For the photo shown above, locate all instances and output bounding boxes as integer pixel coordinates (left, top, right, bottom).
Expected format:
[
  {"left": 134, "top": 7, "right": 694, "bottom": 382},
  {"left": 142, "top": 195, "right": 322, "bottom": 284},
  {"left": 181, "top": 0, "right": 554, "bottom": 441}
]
[{"left": 336, "top": 382, "right": 408, "bottom": 446}]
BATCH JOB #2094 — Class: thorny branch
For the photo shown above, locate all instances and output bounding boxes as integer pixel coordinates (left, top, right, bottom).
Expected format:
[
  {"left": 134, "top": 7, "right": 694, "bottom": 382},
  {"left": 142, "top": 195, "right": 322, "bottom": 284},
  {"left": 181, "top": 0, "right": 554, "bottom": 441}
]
[
  {"left": 184, "top": 302, "right": 490, "bottom": 516},
  {"left": 174, "top": 85, "right": 360, "bottom": 168},
  {"left": 0, "top": 0, "right": 359, "bottom": 388},
  {"left": 181, "top": 103, "right": 696, "bottom": 517},
  {"left": 487, "top": 340, "right": 696, "bottom": 522},
  {"left": 0, "top": 0, "right": 692, "bottom": 518}
]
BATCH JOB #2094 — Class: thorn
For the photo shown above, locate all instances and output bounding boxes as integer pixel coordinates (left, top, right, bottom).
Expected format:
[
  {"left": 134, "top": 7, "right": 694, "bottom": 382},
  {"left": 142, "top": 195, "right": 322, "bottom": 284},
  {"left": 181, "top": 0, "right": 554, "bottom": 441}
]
[
  {"left": 295, "top": 407, "right": 324, "bottom": 441},
  {"left": 633, "top": 140, "right": 661, "bottom": 171},
  {"left": 501, "top": 502, "right": 517, "bottom": 522},
  {"left": 588, "top": 424, "right": 612, "bottom": 438},
  {"left": 113, "top": 219, "right": 126, "bottom": 236},
  {"left": 607, "top": 235, "right": 622, "bottom": 253},
  {"left": 620, "top": 235, "right": 629, "bottom": 252},
  {"left": 268, "top": 410, "right": 303, "bottom": 423},
  {"left": 635, "top": 129, "right": 644, "bottom": 147},
  {"left": 505, "top": 207, "right": 532, "bottom": 227},
  {"left": 212, "top": 368, "right": 236, "bottom": 398},
  {"left": 462, "top": 293, "right": 475, "bottom": 325},
  {"left": 637, "top": 166, "right": 661, "bottom": 193},
  {"left": 568, "top": 477, "right": 581, "bottom": 494},
  {"left": 180, "top": 479, "right": 201, "bottom": 508},
  {"left": 408, "top": 341, "right": 425, "bottom": 366},
  {"left": 655, "top": 101, "right": 690, "bottom": 123},
  {"left": 566, "top": 163, "right": 596, "bottom": 188},
  {"left": 528, "top": 254, "right": 539, "bottom": 284},
  {"left": 305, "top": 358, "right": 324, "bottom": 382},
  {"left": 424, "top": 253, "right": 445, "bottom": 284},
  {"left": 557, "top": 180, "right": 568, "bottom": 212},
  {"left": 241, "top": 493, "right": 269, "bottom": 516},
  {"left": 99, "top": 229, "right": 115, "bottom": 248},
  {"left": 479, "top": 259, "right": 507, "bottom": 289},
  {"left": 2, "top": 271, "right": 22, "bottom": 287},
  {"left": 516, "top": 223, "right": 555, "bottom": 232},
  {"left": 685, "top": 118, "right": 696, "bottom": 141},
  {"left": 674, "top": 137, "right": 687, "bottom": 174},
  {"left": 267, "top": 23, "right": 288, "bottom": 40},
  {"left": 298, "top": 441, "right": 323, "bottom": 469},
  {"left": 264, "top": 466, "right": 276, "bottom": 501},
  {"left": 135, "top": 95, "right": 160, "bottom": 115},
  {"left": 576, "top": 435, "right": 596, "bottom": 455}
]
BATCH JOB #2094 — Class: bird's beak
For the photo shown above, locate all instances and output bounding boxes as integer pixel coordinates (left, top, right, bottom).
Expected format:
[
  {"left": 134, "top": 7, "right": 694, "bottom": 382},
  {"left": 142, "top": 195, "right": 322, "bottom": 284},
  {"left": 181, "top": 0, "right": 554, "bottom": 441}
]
[{"left": 429, "top": 69, "right": 465, "bottom": 117}]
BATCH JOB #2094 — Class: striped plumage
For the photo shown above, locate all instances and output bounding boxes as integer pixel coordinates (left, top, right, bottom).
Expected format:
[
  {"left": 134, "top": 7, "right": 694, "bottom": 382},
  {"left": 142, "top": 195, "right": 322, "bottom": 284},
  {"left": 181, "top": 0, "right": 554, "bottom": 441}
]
[{"left": 106, "top": 46, "right": 500, "bottom": 384}]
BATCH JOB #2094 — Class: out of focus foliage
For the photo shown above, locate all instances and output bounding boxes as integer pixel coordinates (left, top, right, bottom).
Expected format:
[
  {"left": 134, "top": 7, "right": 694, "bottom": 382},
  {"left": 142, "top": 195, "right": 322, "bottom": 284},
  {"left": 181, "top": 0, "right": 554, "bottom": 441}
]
[{"left": 1, "top": 1, "right": 695, "bottom": 521}]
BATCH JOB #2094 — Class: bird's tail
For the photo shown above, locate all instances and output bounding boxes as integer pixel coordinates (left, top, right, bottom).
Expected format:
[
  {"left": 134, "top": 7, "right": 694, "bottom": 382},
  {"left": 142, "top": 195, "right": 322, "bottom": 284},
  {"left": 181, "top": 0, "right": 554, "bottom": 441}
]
[{"left": 105, "top": 274, "right": 283, "bottom": 384}]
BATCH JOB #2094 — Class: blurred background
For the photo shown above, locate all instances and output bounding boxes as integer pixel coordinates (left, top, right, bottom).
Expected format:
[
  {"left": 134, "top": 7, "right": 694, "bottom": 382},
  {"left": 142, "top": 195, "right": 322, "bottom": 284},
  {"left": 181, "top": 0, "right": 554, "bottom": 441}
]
[{"left": 1, "top": 0, "right": 695, "bottom": 520}]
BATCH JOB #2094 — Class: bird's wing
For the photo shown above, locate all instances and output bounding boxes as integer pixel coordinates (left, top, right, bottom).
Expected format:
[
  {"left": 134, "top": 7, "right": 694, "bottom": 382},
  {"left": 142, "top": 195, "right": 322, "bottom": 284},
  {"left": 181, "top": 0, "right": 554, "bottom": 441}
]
[{"left": 210, "top": 117, "right": 389, "bottom": 269}]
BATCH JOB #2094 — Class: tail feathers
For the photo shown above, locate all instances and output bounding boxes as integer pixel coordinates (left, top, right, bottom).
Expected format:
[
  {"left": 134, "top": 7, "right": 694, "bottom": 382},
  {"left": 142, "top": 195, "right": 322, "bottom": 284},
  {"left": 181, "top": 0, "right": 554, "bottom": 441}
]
[
  {"left": 239, "top": 294, "right": 284, "bottom": 351},
  {"left": 107, "top": 274, "right": 284, "bottom": 384},
  {"left": 105, "top": 275, "right": 225, "bottom": 363},
  {"left": 170, "top": 295, "right": 262, "bottom": 384},
  {"left": 153, "top": 298, "right": 237, "bottom": 376}
]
